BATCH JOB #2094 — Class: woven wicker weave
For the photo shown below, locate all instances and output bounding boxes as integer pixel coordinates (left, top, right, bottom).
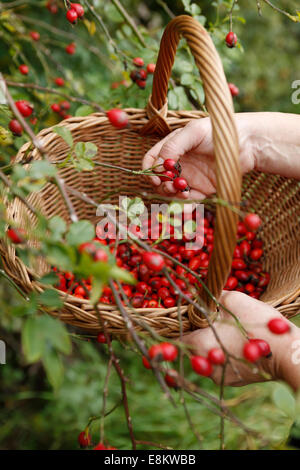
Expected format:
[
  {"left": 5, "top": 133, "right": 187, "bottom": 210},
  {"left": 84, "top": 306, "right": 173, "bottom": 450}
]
[{"left": 0, "top": 16, "right": 299, "bottom": 337}]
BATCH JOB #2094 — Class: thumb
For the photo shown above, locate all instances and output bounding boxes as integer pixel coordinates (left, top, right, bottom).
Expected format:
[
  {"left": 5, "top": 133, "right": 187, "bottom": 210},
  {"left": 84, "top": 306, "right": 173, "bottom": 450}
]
[{"left": 157, "top": 118, "right": 210, "bottom": 164}]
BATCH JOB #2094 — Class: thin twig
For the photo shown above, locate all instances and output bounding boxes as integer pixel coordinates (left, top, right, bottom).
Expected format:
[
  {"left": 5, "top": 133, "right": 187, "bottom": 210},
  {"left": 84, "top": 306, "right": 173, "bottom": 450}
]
[
  {"left": 111, "top": 0, "right": 146, "bottom": 48},
  {"left": 100, "top": 357, "right": 113, "bottom": 443}
]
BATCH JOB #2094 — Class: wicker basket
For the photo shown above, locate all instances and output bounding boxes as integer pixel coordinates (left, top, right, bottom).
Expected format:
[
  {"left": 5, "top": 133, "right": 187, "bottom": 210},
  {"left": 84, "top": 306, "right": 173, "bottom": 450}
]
[{"left": 1, "top": 16, "right": 299, "bottom": 337}]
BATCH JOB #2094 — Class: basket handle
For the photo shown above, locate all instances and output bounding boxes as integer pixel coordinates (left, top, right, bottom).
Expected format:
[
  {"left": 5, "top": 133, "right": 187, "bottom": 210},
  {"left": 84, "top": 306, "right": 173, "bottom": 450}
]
[{"left": 143, "top": 16, "right": 241, "bottom": 327}]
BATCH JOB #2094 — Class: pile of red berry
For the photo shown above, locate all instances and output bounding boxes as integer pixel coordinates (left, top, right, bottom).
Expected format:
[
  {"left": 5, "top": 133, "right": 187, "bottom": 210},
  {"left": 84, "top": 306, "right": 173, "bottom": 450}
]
[
  {"left": 51, "top": 100, "right": 72, "bottom": 120},
  {"left": 130, "top": 57, "right": 156, "bottom": 90},
  {"left": 52, "top": 198, "right": 269, "bottom": 308},
  {"left": 9, "top": 99, "right": 35, "bottom": 137}
]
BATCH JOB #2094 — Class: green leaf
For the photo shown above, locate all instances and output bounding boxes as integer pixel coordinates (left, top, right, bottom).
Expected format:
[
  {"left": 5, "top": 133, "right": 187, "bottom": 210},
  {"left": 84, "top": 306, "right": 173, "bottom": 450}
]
[
  {"left": 66, "top": 220, "right": 95, "bottom": 245},
  {"left": 48, "top": 216, "right": 67, "bottom": 241},
  {"left": 75, "top": 142, "right": 98, "bottom": 160},
  {"left": 273, "top": 383, "right": 296, "bottom": 419},
  {"left": 43, "top": 348, "right": 64, "bottom": 390},
  {"left": 45, "top": 243, "right": 76, "bottom": 272},
  {"left": 40, "top": 272, "right": 59, "bottom": 285},
  {"left": 90, "top": 278, "right": 103, "bottom": 305},
  {"left": 53, "top": 126, "right": 73, "bottom": 148},
  {"left": 42, "top": 316, "right": 72, "bottom": 355},
  {"left": 180, "top": 73, "right": 194, "bottom": 86},
  {"left": 22, "top": 316, "right": 44, "bottom": 363},
  {"left": 110, "top": 266, "right": 136, "bottom": 285},
  {"left": 75, "top": 105, "right": 94, "bottom": 116},
  {"left": 38, "top": 289, "right": 63, "bottom": 308},
  {"left": 29, "top": 161, "right": 57, "bottom": 179}
]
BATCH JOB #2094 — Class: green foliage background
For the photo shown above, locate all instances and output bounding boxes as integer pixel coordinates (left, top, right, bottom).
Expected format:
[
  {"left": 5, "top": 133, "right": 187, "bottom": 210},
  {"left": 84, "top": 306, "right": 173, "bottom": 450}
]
[{"left": 0, "top": 0, "right": 300, "bottom": 450}]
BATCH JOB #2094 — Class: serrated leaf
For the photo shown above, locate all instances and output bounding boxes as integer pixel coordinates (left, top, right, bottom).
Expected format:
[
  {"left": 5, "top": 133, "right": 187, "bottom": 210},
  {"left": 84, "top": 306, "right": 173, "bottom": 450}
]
[
  {"left": 66, "top": 220, "right": 95, "bottom": 245},
  {"left": 110, "top": 266, "right": 136, "bottom": 284},
  {"left": 43, "top": 348, "right": 64, "bottom": 390},
  {"left": 38, "top": 289, "right": 63, "bottom": 308},
  {"left": 29, "top": 161, "right": 57, "bottom": 179},
  {"left": 75, "top": 105, "right": 94, "bottom": 117},
  {"left": 53, "top": 126, "right": 73, "bottom": 148},
  {"left": 90, "top": 278, "right": 103, "bottom": 305},
  {"left": 22, "top": 316, "right": 44, "bottom": 363}
]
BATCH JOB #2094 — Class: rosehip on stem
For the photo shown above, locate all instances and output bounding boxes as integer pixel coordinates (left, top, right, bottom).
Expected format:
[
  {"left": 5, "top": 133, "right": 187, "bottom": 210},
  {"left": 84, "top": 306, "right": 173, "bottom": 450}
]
[
  {"left": 19, "top": 64, "right": 29, "bottom": 75},
  {"left": 107, "top": 108, "right": 129, "bottom": 129},
  {"left": 66, "top": 8, "right": 78, "bottom": 24},
  {"left": 225, "top": 31, "right": 237, "bottom": 48},
  {"left": 190, "top": 355, "right": 213, "bottom": 377}
]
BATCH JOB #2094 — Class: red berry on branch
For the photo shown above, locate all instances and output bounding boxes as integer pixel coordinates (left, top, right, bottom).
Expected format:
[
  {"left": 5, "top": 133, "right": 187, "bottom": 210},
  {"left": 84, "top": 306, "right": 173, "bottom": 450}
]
[
  {"left": 107, "top": 108, "right": 129, "bottom": 129},
  {"left": 54, "top": 77, "right": 65, "bottom": 86},
  {"left": 133, "top": 57, "right": 144, "bottom": 67},
  {"left": 136, "top": 79, "right": 146, "bottom": 89},
  {"left": 9, "top": 119, "right": 23, "bottom": 136},
  {"left": 165, "top": 370, "right": 179, "bottom": 389},
  {"left": 79, "top": 242, "right": 97, "bottom": 255},
  {"left": 225, "top": 31, "right": 237, "bottom": 48},
  {"left": 190, "top": 355, "right": 213, "bottom": 377},
  {"left": 148, "top": 343, "right": 164, "bottom": 361},
  {"left": 268, "top": 318, "right": 290, "bottom": 335},
  {"left": 71, "top": 3, "right": 85, "bottom": 18},
  {"left": 7, "top": 228, "right": 24, "bottom": 244},
  {"left": 66, "top": 8, "right": 78, "bottom": 24},
  {"left": 244, "top": 213, "right": 262, "bottom": 232},
  {"left": 163, "top": 158, "right": 180, "bottom": 173},
  {"left": 15, "top": 100, "right": 33, "bottom": 117},
  {"left": 78, "top": 431, "right": 91, "bottom": 448},
  {"left": 97, "top": 332, "right": 107, "bottom": 343},
  {"left": 207, "top": 348, "right": 226, "bottom": 365},
  {"left": 46, "top": 1, "right": 58, "bottom": 14},
  {"left": 160, "top": 342, "right": 178, "bottom": 362},
  {"left": 93, "top": 443, "right": 107, "bottom": 450},
  {"left": 51, "top": 103, "right": 61, "bottom": 113},
  {"left": 139, "top": 69, "right": 147, "bottom": 80},
  {"left": 250, "top": 339, "right": 271, "bottom": 357},
  {"left": 19, "top": 64, "right": 29, "bottom": 75},
  {"left": 30, "top": 31, "right": 40, "bottom": 41},
  {"left": 160, "top": 170, "right": 176, "bottom": 182},
  {"left": 142, "top": 356, "right": 151, "bottom": 369},
  {"left": 65, "top": 42, "right": 76, "bottom": 54},
  {"left": 130, "top": 70, "right": 139, "bottom": 82},
  {"left": 147, "top": 63, "right": 156, "bottom": 74},
  {"left": 228, "top": 82, "right": 239, "bottom": 97},
  {"left": 142, "top": 251, "right": 165, "bottom": 272},
  {"left": 243, "top": 341, "right": 261, "bottom": 362},
  {"left": 173, "top": 177, "right": 189, "bottom": 192}
]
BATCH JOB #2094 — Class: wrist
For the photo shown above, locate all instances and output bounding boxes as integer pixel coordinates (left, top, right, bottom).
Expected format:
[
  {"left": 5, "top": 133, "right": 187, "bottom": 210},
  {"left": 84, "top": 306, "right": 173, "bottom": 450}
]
[{"left": 276, "top": 325, "right": 300, "bottom": 391}]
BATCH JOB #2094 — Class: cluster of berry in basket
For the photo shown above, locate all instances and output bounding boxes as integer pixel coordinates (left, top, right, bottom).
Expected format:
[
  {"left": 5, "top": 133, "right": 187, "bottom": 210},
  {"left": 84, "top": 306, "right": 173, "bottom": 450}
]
[{"left": 52, "top": 204, "right": 270, "bottom": 307}]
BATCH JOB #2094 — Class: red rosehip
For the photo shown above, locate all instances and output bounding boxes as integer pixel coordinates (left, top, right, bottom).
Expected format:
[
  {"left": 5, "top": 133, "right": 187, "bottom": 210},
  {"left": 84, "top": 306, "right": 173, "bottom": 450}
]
[
  {"left": 7, "top": 228, "right": 24, "bottom": 244},
  {"left": 107, "top": 108, "right": 129, "bottom": 129},
  {"left": 148, "top": 343, "right": 163, "bottom": 361},
  {"left": 148, "top": 299, "right": 159, "bottom": 308},
  {"left": 160, "top": 170, "right": 175, "bottom": 182},
  {"left": 163, "top": 158, "right": 177, "bottom": 172},
  {"left": 157, "top": 287, "right": 170, "bottom": 300},
  {"left": 139, "top": 69, "right": 147, "bottom": 80},
  {"left": 143, "top": 251, "right": 165, "bottom": 272},
  {"left": 231, "top": 258, "right": 247, "bottom": 270},
  {"left": 165, "top": 370, "right": 179, "bottom": 389},
  {"left": 136, "top": 79, "right": 146, "bottom": 89},
  {"left": 19, "top": 64, "right": 29, "bottom": 75},
  {"left": 173, "top": 177, "right": 189, "bottom": 192},
  {"left": 142, "top": 356, "right": 151, "bottom": 369},
  {"left": 243, "top": 341, "right": 261, "bottom": 363},
  {"left": 250, "top": 339, "right": 271, "bottom": 357},
  {"left": 225, "top": 31, "right": 237, "bottom": 48},
  {"left": 160, "top": 342, "right": 178, "bottom": 362},
  {"left": 268, "top": 318, "right": 290, "bottom": 335},
  {"left": 60, "top": 101, "right": 71, "bottom": 110},
  {"left": 51, "top": 103, "right": 61, "bottom": 113},
  {"left": 79, "top": 242, "right": 97, "bottom": 255},
  {"left": 225, "top": 276, "right": 238, "bottom": 290},
  {"left": 15, "top": 100, "right": 33, "bottom": 117},
  {"left": 97, "top": 332, "right": 107, "bottom": 343},
  {"left": 94, "top": 248, "right": 109, "bottom": 262},
  {"left": 163, "top": 297, "right": 176, "bottom": 308},
  {"left": 250, "top": 248, "right": 263, "bottom": 261},
  {"left": 71, "top": 3, "right": 84, "bottom": 18},
  {"left": 207, "top": 348, "right": 226, "bottom": 365},
  {"left": 55, "top": 77, "right": 65, "bottom": 87},
  {"left": 240, "top": 240, "right": 251, "bottom": 257},
  {"left": 93, "top": 443, "right": 107, "bottom": 450},
  {"left": 245, "top": 283, "right": 255, "bottom": 294},
  {"left": 133, "top": 57, "right": 144, "bottom": 67},
  {"left": 78, "top": 430, "right": 91, "bottom": 448},
  {"left": 244, "top": 213, "right": 261, "bottom": 232},
  {"left": 46, "top": 1, "right": 58, "bottom": 14},
  {"left": 9, "top": 119, "right": 23, "bottom": 136},
  {"left": 147, "top": 63, "right": 156, "bottom": 74},
  {"left": 228, "top": 82, "right": 239, "bottom": 97},
  {"left": 66, "top": 8, "right": 78, "bottom": 24},
  {"left": 65, "top": 43, "right": 76, "bottom": 54},
  {"left": 74, "top": 286, "right": 85, "bottom": 297},
  {"left": 190, "top": 355, "right": 213, "bottom": 377},
  {"left": 30, "top": 31, "right": 40, "bottom": 41}
]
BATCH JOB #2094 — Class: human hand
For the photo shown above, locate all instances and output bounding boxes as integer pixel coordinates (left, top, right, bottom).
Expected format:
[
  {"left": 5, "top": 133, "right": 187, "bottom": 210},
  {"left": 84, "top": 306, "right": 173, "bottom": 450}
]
[
  {"left": 143, "top": 112, "right": 300, "bottom": 199},
  {"left": 182, "top": 291, "right": 300, "bottom": 390}
]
